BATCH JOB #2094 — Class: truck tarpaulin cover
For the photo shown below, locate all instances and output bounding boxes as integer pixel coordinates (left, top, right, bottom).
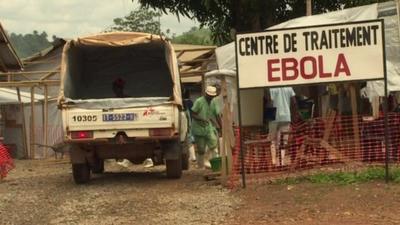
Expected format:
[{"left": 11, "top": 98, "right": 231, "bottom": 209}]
[{"left": 58, "top": 32, "right": 182, "bottom": 108}]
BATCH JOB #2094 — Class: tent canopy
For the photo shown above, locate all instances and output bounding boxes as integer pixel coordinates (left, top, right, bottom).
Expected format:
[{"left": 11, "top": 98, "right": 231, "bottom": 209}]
[{"left": 0, "top": 88, "right": 44, "bottom": 104}]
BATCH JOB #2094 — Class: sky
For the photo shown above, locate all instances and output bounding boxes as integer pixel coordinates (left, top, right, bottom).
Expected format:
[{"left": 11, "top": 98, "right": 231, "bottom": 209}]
[{"left": 0, "top": 0, "right": 198, "bottom": 39}]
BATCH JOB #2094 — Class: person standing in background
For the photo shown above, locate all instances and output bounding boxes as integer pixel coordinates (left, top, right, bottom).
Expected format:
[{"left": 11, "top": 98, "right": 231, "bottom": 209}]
[
  {"left": 191, "top": 86, "right": 221, "bottom": 169},
  {"left": 183, "top": 89, "right": 196, "bottom": 162},
  {"left": 268, "top": 87, "right": 297, "bottom": 166},
  {"left": 112, "top": 78, "right": 129, "bottom": 98}
]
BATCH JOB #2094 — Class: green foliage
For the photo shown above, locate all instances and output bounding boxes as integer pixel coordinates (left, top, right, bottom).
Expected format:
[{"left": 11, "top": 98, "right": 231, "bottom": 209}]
[
  {"left": 8, "top": 31, "right": 52, "bottom": 59},
  {"left": 274, "top": 167, "right": 400, "bottom": 185},
  {"left": 172, "top": 27, "right": 214, "bottom": 45},
  {"left": 308, "top": 172, "right": 359, "bottom": 184},
  {"left": 108, "top": 8, "right": 162, "bottom": 34},
  {"left": 137, "top": 0, "right": 390, "bottom": 44}
]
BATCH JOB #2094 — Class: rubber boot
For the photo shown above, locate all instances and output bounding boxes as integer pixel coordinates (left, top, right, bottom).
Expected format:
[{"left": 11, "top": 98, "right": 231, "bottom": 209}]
[
  {"left": 196, "top": 154, "right": 205, "bottom": 169},
  {"left": 189, "top": 145, "right": 196, "bottom": 162},
  {"left": 204, "top": 148, "right": 218, "bottom": 169},
  {"left": 210, "top": 148, "right": 218, "bottom": 158}
]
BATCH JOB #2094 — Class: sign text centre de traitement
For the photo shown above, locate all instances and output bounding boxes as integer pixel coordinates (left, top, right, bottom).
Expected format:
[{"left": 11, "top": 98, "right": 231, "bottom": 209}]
[{"left": 236, "top": 20, "right": 384, "bottom": 88}]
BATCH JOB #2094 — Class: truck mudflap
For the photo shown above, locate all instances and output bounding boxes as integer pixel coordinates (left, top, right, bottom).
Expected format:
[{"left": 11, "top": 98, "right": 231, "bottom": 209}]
[
  {"left": 69, "top": 144, "right": 94, "bottom": 165},
  {"left": 161, "top": 139, "right": 181, "bottom": 160}
]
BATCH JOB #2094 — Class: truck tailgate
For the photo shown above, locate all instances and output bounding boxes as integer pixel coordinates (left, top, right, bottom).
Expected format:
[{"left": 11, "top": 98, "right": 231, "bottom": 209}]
[{"left": 64, "top": 105, "right": 175, "bottom": 131}]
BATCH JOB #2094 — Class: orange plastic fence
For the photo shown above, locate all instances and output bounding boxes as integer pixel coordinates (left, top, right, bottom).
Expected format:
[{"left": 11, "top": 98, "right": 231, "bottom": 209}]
[{"left": 229, "top": 113, "right": 400, "bottom": 187}]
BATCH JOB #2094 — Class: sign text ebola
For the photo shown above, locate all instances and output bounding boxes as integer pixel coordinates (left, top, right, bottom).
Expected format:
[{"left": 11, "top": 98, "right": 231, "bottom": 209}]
[{"left": 235, "top": 20, "right": 384, "bottom": 88}]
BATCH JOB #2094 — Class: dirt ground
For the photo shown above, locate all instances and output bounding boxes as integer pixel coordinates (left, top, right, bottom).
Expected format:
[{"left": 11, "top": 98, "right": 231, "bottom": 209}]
[
  {"left": 2, "top": 160, "right": 400, "bottom": 225},
  {"left": 225, "top": 182, "right": 400, "bottom": 225}
]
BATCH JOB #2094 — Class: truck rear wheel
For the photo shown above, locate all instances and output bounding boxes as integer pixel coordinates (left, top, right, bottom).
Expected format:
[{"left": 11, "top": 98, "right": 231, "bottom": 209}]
[
  {"left": 166, "top": 154, "right": 182, "bottom": 178},
  {"left": 182, "top": 153, "right": 189, "bottom": 170},
  {"left": 162, "top": 140, "right": 183, "bottom": 178},
  {"left": 180, "top": 139, "right": 190, "bottom": 170},
  {"left": 72, "top": 163, "right": 90, "bottom": 184}
]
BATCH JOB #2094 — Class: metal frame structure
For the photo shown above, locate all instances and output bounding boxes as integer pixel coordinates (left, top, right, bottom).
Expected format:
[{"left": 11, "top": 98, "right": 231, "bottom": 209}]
[{"left": 0, "top": 70, "right": 60, "bottom": 159}]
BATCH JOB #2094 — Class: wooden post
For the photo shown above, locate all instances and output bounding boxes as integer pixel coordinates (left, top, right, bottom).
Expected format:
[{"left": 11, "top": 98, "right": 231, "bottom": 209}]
[
  {"left": 221, "top": 77, "right": 235, "bottom": 178},
  {"left": 16, "top": 88, "right": 28, "bottom": 159},
  {"left": 350, "top": 84, "right": 361, "bottom": 159},
  {"left": 306, "top": 0, "right": 321, "bottom": 119},
  {"left": 43, "top": 85, "right": 49, "bottom": 158},
  {"left": 30, "top": 86, "right": 35, "bottom": 159},
  {"left": 306, "top": 0, "right": 312, "bottom": 16},
  {"left": 323, "top": 109, "right": 336, "bottom": 141},
  {"left": 221, "top": 77, "right": 228, "bottom": 179}
]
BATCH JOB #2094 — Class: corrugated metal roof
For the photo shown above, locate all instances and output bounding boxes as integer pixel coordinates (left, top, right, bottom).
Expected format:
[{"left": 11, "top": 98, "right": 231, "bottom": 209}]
[
  {"left": 181, "top": 76, "right": 202, "bottom": 83},
  {"left": 173, "top": 44, "right": 215, "bottom": 63},
  {"left": 0, "top": 22, "right": 23, "bottom": 72},
  {"left": 173, "top": 44, "right": 215, "bottom": 51},
  {"left": 173, "top": 44, "right": 216, "bottom": 83}
]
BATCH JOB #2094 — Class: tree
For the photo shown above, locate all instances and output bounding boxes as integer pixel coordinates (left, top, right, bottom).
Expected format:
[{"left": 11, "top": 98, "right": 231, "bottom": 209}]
[
  {"left": 172, "top": 27, "right": 214, "bottom": 45},
  {"left": 137, "top": 0, "right": 387, "bottom": 44},
  {"left": 8, "top": 31, "right": 52, "bottom": 58},
  {"left": 108, "top": 8, "right": 162, "bottom": 34}
]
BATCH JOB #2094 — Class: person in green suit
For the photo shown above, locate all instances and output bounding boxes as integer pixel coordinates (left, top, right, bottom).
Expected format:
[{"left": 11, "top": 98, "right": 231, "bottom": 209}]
[{"left": 191, "top": 86, "right": 221, "bottom": 168}]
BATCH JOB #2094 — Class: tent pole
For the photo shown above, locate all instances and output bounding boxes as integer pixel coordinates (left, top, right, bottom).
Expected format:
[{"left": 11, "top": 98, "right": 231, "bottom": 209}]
[
  {"left": 350, "top": 84, "right": 361, "bottom": 159},
  {"left": 30, "top": 86, "right": 35, "bottom": 159},
  {"left": 381, "top": 19, "right": 390, "bottom": 183},
  {"left": 16, "top": 87, "right": 28, "bottom": 159},
  {"left": 221, "top": 77, "right": 228, "bottom": 180},
  {"left": 234, "top": 37, "right": 246, "bottom": 188}
]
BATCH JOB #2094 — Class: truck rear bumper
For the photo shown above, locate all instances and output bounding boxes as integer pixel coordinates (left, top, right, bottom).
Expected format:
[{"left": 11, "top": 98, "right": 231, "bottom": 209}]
[
  {"left": 68, "top": 137, "right": 182, "bottom": 164},
  {"left": 64, "top": 135, "right": 180, "bottom": 143}
]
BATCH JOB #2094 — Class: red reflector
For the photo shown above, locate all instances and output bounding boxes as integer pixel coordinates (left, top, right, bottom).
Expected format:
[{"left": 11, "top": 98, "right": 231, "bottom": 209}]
[
  {"left": 149, "top": 128, "right": 172, "bottom": 137},
  {"left": 71, "top": 131, "right": 93, "bottom": 139}
]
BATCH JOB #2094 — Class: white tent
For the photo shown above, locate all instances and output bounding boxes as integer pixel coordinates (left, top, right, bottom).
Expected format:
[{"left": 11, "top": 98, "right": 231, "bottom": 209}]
[
  {"left": 216, "top": 2, "right": 400, "bottom": 95},
  {"left": 0, "top": 88, "right": 44, "bottom": 104}
]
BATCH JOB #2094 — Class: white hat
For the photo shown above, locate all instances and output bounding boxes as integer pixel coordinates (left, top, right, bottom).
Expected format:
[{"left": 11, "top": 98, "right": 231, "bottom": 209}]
[{"left": 205, "top": 86, "right": 217, "bottom": 96}]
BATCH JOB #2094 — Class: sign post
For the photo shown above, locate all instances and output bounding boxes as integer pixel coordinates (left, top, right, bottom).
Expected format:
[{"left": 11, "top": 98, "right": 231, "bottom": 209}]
[{"left": 235, "top": 20, "right": 388, "bottom": 187}]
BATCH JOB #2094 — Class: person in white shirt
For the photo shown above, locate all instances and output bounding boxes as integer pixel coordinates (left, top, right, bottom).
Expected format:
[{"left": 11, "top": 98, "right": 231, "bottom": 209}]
[{"left": 267, "top": 87, "right": 297, "bottom": 166}]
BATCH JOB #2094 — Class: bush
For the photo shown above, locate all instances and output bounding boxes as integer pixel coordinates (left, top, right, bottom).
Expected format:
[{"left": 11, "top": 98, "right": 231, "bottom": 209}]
[{"left": 274, "top": 167, "right": 400, "bottom": 185}]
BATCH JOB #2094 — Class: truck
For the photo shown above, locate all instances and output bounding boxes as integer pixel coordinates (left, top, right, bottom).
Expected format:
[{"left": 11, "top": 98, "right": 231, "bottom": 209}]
[{"left": 58, "top": 32, "right": 188, "bottom": 184}]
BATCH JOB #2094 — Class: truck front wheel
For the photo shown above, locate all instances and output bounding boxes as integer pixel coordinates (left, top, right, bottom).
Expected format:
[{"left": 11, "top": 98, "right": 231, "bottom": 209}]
[{"left": 72, "top": 163, "right": 90, "bottom": 184}]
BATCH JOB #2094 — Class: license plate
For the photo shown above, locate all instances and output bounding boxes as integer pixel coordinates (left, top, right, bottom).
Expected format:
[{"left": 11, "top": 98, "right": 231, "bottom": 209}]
[{"left": 102, "top": 113, "right": 136, "bottom": 122}]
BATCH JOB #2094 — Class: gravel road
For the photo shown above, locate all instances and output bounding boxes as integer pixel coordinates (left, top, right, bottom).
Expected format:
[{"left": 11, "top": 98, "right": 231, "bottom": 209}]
[{"left": 0, "top": 159, "right": 241, "bottom": 225}]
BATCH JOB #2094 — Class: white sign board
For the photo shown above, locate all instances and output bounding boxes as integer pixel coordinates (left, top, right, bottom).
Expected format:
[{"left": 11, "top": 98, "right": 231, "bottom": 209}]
[{"left": 236, "top": 20, "right": 385, "bottom": 88}]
